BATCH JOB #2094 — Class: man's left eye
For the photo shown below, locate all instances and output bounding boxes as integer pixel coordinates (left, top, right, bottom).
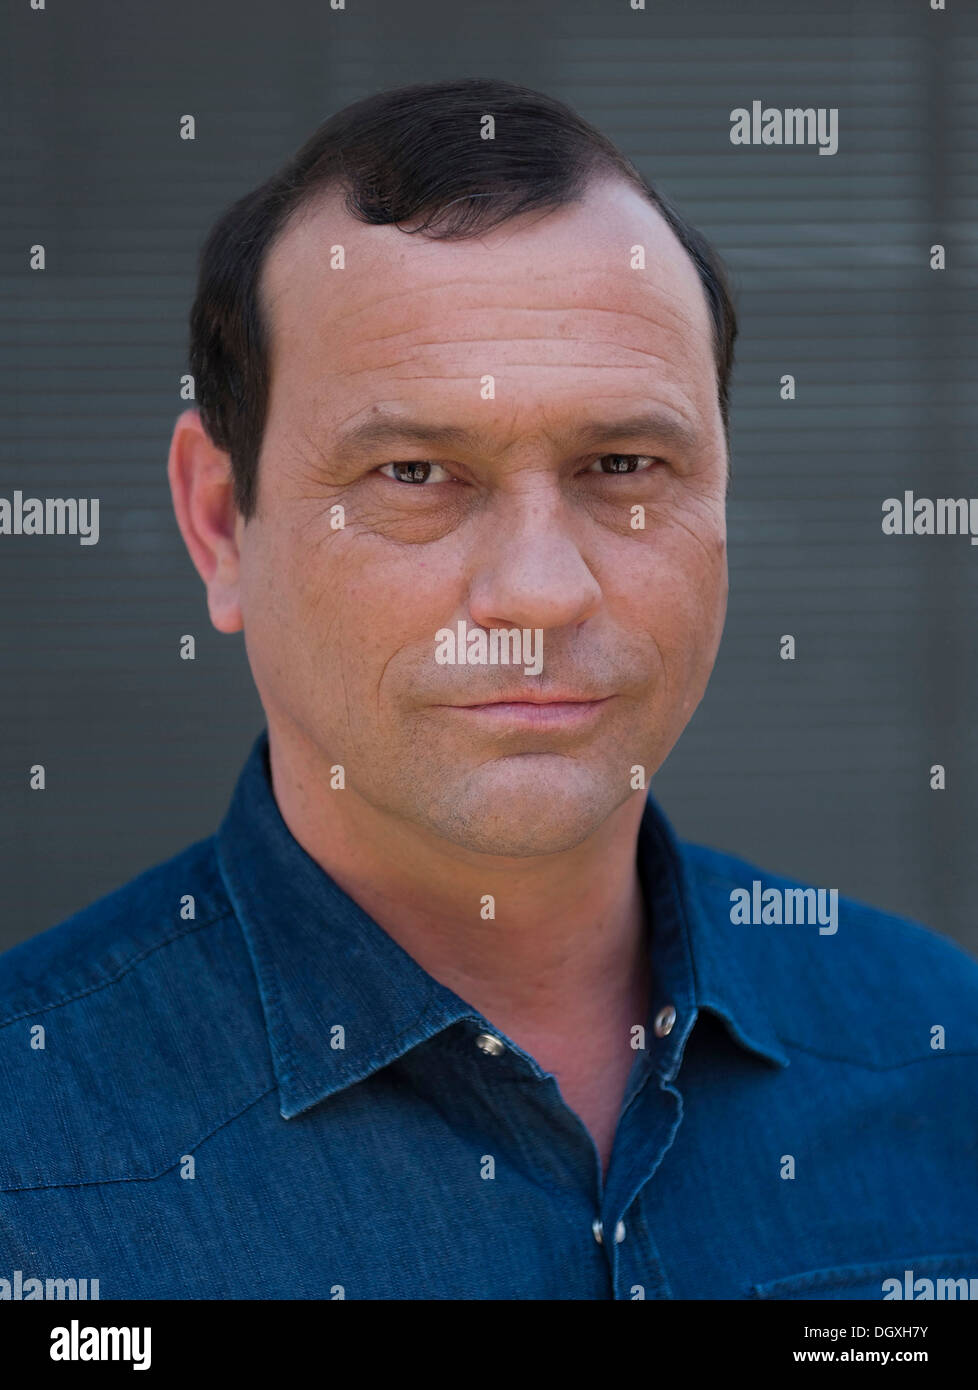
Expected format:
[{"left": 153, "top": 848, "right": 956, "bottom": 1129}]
[
  {"left": 378, "top": 460, "right": 454, "bottom": 485},
  {"left": 588, "top": 454, "right": 658, "bottom": 474}
]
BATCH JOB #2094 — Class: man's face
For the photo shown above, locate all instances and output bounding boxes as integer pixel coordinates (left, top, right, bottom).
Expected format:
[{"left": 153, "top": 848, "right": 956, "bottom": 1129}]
[{"left": 237, "top": 177, "right": 728, "bottom": 856}]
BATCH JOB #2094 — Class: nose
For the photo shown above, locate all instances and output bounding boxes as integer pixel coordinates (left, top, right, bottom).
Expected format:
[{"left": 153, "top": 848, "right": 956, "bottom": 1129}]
[{"left": 467, "top": 481, "right": 602, "bottom": 633}]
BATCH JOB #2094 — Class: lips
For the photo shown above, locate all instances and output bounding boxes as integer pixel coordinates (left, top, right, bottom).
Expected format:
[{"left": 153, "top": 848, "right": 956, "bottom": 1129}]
[
  {"left": 436, "top": 694, "right": 615, "bottom": 731},
  {"left": 451, "top": 691, "right": 610, "bottom": 707}
]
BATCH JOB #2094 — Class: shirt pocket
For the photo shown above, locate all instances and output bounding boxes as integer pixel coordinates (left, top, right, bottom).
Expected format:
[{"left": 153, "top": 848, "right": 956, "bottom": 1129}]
[{"left": 750, "top": 1251, "right": 978, "bottom": 1300}]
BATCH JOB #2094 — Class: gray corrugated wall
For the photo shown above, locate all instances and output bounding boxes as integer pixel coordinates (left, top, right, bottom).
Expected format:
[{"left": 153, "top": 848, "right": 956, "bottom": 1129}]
[{"left": 1, "top": 0, "right": 975, "bottom": 953}]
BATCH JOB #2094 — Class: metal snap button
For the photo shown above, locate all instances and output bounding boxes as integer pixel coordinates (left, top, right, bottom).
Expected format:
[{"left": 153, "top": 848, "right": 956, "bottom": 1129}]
[
  {"left": 654, "top": 1004, "right": 677, "bottom": 1037},
  {"left": 593, "top": 1218, "right": 626, "bottom": 1245}
]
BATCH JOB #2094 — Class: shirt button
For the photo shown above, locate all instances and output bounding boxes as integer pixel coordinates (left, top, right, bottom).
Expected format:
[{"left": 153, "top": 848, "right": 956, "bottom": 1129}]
[
  {"left": 474, "top": 1032, "right": 506, "bottom": 1056},
  {"left": 654, "top": 1004, "right": 677, "bottom": 1037},
  {"left": 592, "top": 1219, "right": 626, "bottom": 1245}
]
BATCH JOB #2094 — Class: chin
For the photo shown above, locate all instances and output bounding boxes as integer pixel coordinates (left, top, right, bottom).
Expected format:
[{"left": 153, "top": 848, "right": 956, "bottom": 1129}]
[{"left": 420, "top": 755, "right": 625, "bottom": 859}]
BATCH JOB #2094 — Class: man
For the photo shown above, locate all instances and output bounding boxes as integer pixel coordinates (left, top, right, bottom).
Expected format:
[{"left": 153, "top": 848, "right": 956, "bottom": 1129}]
[{"left": 1, "top": 79, "right": 977, "bottom": 1302}]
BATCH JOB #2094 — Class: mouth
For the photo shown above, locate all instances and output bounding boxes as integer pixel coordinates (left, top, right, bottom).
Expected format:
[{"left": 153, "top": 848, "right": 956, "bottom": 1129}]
[{"left": 435, "top": 694, "right": 615, "bottom": 731}]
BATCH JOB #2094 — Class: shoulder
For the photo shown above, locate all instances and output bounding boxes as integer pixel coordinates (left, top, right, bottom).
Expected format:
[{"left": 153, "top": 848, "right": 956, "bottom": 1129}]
[
  {"left": 0, "top": 836, "right": 230, "bottom": 1013},
  {"left": 680, "top": 838, "right": 978, "bottom": 1066},
  {"left": 0, "top": 838, "right": 274, "bottom": 1191}
]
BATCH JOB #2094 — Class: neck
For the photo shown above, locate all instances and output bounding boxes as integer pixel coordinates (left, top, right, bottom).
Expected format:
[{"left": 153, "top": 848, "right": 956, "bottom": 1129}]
[{"left": 266, "top": 726, "right": 650, "bottom": 1041}]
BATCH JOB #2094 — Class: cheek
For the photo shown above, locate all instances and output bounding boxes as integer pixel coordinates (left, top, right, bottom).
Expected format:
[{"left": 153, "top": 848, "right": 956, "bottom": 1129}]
[
  {"left": 632, "top": 519, "right": 727, "bottom": 665},
  {"left": 239, "top": 521, "right": 341, "bottom": 700},
  {"left": 289, "top": 531, "right": 462, "bottom": 703}
]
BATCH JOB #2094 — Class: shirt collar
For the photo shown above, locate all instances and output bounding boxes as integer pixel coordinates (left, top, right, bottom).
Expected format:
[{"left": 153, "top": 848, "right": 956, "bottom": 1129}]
[
  {"left": 635, "top": 790, "right": 790, "bottom": 1077},
  {"left": 216, "top": 730, "right": 787, "bottom": 1120}
]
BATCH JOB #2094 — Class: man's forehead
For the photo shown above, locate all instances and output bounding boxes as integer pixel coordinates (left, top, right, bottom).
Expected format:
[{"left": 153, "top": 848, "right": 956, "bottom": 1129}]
[
  {"left": 261, "top": 177, "right": 711, "bottom": 348},
  {"left": 257, "top": 179, "right": 719, "bottom": 452}
]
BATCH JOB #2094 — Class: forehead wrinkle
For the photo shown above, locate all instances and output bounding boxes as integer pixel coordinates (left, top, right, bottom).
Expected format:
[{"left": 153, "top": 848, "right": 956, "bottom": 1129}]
[
  {"left": 268, "top": 260, "right": 708, "bottom": 396},
  {"left": 292, "top": 244, "right": 702, "bottom": 334},
  {"left": 333, "top": 285, "right": 699, "bottom": 342},
  {"left": 337, "top": 363, "right": 685, "bottom": 390},
  {"left": 340, "top": 316, "right": 695, "bottom": 361},
  {"left": 329, "top": 348, "right": 697, "bottom": 396},
  {"left": 327, "top": 312, "right": 703, "bottom": 389},
  {"left": 323, "top": 299, "right": 707, "bottom": 389},
  {"left": 270, "top": 243, "right": 714, "bottom": 430}
]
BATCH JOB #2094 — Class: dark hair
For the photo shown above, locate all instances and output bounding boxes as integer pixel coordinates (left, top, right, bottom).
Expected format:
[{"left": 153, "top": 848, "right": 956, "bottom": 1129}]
[{"left": 189, "top": 78, "right": 738, "bottom": 518}]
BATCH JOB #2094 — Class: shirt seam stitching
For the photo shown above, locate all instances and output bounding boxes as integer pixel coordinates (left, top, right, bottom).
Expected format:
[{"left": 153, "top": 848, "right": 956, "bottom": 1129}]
[
  {"left": 0, "top": 907, "right": 236, "bottom": 1029},
  {"left": 0, "top": 1080, "right": 278, "bottom": 1193},
  {"left": 775, "top": 1037, "right": 978, "bottom": 1069},
  {"left": 751, "top": 1248, "right": 978, "bottom": 1295}
]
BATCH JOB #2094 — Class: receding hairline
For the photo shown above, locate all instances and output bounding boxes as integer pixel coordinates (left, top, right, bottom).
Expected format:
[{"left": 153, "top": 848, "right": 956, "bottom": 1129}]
[{"left": 256, "top": 169, "right": 713, "bottom": 368}]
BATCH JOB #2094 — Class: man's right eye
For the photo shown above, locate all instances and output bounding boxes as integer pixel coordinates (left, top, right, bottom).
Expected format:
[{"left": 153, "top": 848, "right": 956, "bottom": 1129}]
[{"left": 378, "top": 461, "right": 452, "bottom": 485}]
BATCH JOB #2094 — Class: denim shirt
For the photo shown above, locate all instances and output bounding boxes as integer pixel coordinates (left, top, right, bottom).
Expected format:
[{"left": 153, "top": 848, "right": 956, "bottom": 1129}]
[{"left": 2, "top": 729, "right": 977, "bottom": 1301}]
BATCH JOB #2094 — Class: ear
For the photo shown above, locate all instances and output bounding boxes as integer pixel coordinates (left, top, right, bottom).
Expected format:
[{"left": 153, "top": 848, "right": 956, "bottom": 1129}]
[{"left": 167, "top": 408, "right": 243, "bottom": 633}]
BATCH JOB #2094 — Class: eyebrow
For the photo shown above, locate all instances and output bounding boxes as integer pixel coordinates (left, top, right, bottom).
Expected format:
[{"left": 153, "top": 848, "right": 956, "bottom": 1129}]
[{"left": 332, "top": 409, "right": 701, "bottom": 457}]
